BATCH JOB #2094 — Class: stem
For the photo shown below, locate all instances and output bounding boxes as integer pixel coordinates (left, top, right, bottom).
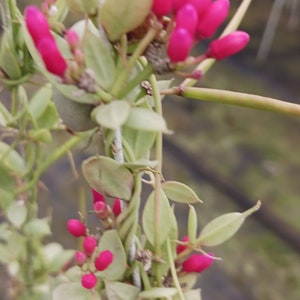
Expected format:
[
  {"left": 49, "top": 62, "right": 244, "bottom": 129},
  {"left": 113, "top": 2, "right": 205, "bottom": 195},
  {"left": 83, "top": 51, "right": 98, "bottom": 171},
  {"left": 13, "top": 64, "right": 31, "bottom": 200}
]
[{"left": 181, "top": 87, "right": 300, "bottom": 117}]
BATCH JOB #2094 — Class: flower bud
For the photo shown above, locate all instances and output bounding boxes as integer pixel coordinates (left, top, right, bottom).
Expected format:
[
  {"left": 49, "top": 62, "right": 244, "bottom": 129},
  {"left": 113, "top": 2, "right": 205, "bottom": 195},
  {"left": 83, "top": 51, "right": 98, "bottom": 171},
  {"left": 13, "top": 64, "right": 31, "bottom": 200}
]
[
  {"left": 65, "top": 29, "right": 80, "bottom": 51},
  {"left": 152, "top": 0, "right": 173, "bottom": 17},
  {"left": 94, "top": 201, "right": 111, "bottom": 219},
  {"left": 25, "top": 5, "right": 53, "bottom": 46},
  {"left": 176, "top": 236, "right": 189, "bottom": 254},
  {"left": 167, "top": 27, "right": 193, "bottom": 62},
  {"left": 74, "top": 251, "right": 86, "bottom": 265},
  {"left": 92, "top": 189, "right": 106, "bottom": 203},
  {"left": 197, "top": 0, "right": 230, "bottom": 38},
  {"left": 112, "top": 198, "right": 122, "bottom": 217},
  {"left": 187, "top": 0, "right": 211, "bottom": 16},
  {"left": 206, "top": 31, "right": 250, "bottom": 60},
  {"left": 94, "top": 250, "right": 114, "bottom": 271},
  {"left": 182, "top": 252, "right": 214, "bottom": 273},
  {"left": 67, "top": 219, "right": 86, "bottom": 237},
  {"left": 37, "top": 37, "right": 67, "bottom": 77},
  {"left": 172, "top": 0, "right": 185, "bottom": 12},
  {"left": 175, "top": 4, "right": 198, "bottom": 36},
  {"left": 81, "top": 273, "right": 97, "bottom": 289},
  {"left": 83, "top": 236, "right": 97, "bottom": 256}
]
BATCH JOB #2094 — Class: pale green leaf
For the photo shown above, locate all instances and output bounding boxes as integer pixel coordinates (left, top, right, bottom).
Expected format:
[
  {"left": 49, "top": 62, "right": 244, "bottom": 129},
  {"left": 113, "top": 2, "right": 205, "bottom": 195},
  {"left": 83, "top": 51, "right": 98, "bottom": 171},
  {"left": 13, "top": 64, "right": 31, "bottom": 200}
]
[
  {"left": 99, "top": 0, "right": 152, "bottom": 41},
  {"left": 142, "top": 189, "right": 173, "bottom": 245},
  {"left": 53, "top": 282, "right": 101, "bottom": 300},
  {"left": 198, "top": 201, "right": 261, "bottom": 246},
  {"left": 7, "top": 202, "right": 27, "bottom": 228},
  {"left": 83, "top": 30, "right": 116, "bottom": 90},
  {"left": 82, "top": 156, "right": 133, "bottom": 200},
  {"left": 178, "top": 274, "right": 198, "bottom": 292},
  {"left": 162, "top": 181, "right": 202, "bottom": 204},
  {"left": 124, "top": 107, "right": 171, "bottom": 133},
  {"left": 139, "top": 288, "right": 178, "bottom": 299},
  {"left": 23, "top": 218, "right": 51, "bottom": 238},
  {"left": 0, "top": 141, "right": 26, "bottom": 175},
  {"left": 105, "top": 281, "right": 140, "bottom": 300},
  {"left": 36, "top": 102, "right": 59, "bottom": 129},
  {"left": 91, "top": 101, "right": 130, "bottom": 129},
  {"left": 188, "top": 205, "right": 198, "bottom": 244},
  {"left": 98, "top": 230, "right": 127, "bottom": 281}
]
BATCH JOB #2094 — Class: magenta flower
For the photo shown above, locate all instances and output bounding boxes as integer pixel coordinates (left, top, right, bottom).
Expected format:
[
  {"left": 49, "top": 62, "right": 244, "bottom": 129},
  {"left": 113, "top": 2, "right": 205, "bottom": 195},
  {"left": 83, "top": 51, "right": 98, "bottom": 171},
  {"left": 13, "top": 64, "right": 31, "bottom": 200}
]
[
  {"left": 152, "top": 0, "right": 173, "bottom": 17},
  {"left": 207, "top": 31, "right": 250, "bottom": 60},
  {"left": 83, "top": 235, "right": 98, "bottom": 256},
  {"left": 67, "top": 219, "right": 86, "bottom": 237},
  {"left": 175, "top": 4, "right": 199, "bottom": 36},
  {"left": 94, "top": 250, "right": 114, "bottom": 271},
  {"left": 182, "top": 252, "right": 214, "bottom": 273},
  {"left": 81, "top": 273, "right": 97, "bottom": 289},
  {"left": 92, "top": 189, "right": 106, "bottom": 203}
]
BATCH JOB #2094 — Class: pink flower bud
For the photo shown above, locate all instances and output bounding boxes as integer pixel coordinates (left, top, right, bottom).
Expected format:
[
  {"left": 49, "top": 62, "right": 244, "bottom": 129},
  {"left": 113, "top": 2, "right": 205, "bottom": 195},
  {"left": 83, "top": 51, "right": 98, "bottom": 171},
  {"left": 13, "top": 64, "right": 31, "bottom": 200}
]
[
  {"left": 81, "top": 273, "right": 97, "bottom": 289},
  {"left": 25, "top": 5, "right": 53, "bottom": 46},
  {"left": 74, "top": 251, "right": 86, "bottom": 265},
  {"left": 172, "top": 0, "right": 185, "bottom": 12},
  {"left": 83, "top": 236, "right": 97, "bottom": 256},
  {"left": 152, "top": 0, "right": 173, "bottom": 17},
  {"left": 197, "top": 0, "right": 230, "bottom": 39},
  {"left": 65, "top": 29, "right": 80, "bottom": 50},
  {"left": 94, "top": 250, "right": 114, "bottom": 271},
  {"left": 92, "top": 189, "right": 106, "bottom": 203},
  {"left": 206, "top": 31, "right": 250, "bottom": 60},
  {"left": 112, "top": 198, "right": 122, "bottom": 217},
  {"left": 187, "top": 0, "right": 212, "bottom": 16},
  {"left": 167, "top": 27, "right": 193, "bottom": 62},
  {"left": 182, "top": 252, "right": 214, "bottom": 273},
  {"left": 94, "top": 201, "right": 111, "bottom": 219},
  {"left": 176, "top": 236, "right": 189, "bottom": 254},
  {"left": 175, "top": 4, "right": 198, "bottom": 36},
  {"left": 37, "top": 37, "right": 67, "bottom": 76},
  {"left": 67, "top": 219, "right": 86, "bottom": 237}
]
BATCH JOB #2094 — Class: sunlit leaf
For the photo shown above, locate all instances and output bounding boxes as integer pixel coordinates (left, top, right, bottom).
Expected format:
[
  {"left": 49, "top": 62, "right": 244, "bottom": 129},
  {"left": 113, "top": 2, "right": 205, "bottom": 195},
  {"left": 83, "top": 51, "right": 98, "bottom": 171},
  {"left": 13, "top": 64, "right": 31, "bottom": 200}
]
[
  {"left": 162, "top": 181, "right": 202, "bottom": 204},
  {"left": 105, "top": 281, "right": 140, "bottom": 300},
  {"left": 7, "top": 202, "right": 27, "bottom": 228}
]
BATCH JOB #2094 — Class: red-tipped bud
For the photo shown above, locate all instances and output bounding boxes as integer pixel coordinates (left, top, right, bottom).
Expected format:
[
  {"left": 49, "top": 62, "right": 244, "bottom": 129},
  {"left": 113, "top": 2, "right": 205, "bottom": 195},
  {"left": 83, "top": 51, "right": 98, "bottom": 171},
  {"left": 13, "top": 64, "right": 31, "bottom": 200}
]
[
  {"left": 112, "top": 198, "right": 122, "bottom": 217},
  {"left": 94, "top": 250, "right": 114, "bottom": 271},
  {"left": 65, "top": 29, "right": 80, "bottom": 51},
  {"left": 176, "top": 4, "right": 198, "bottom": 36},
  {"left": 167, "top": 28, "right": 193, "bottom": 62},
  {"left": 81, "top": 273, "right": 97, "bottom": 289},
  {"left": 74, "top": 251, "right": 86, "bottom": 265},
  {"left": 197, "top": 0, "right": 230, "bottom": 38},
  {"left": 187, "top": 0, "right": 212, "bottom": 16},
  {"left": 83, "top": 236, "right": 97, "bottom": 256},
  {"left": 92, "top": 189, "right": 106, "bottom": 203},
  {"left": 207, "top": 31, "right": 250, "bottom": 60},
  {"left": 37, "top": 37, "right": 67, "bottom": 76},
  {"left": 67, "top": 219, "right": 86, "bottom": 237},
  {"left": 176, "top": 236, "right": 189, "bottom": 254},
  {"left": 152, "top": 0, "right": 173, "bottom": 17},
  {"left": 94, "top": 201, "right": 111, "bottom": 219},
  {"left": 182, "top": 252, "right": 214, "bottom": 273},
  {"left": 25, "top": 5, "right": 53, "bottom": 46}
]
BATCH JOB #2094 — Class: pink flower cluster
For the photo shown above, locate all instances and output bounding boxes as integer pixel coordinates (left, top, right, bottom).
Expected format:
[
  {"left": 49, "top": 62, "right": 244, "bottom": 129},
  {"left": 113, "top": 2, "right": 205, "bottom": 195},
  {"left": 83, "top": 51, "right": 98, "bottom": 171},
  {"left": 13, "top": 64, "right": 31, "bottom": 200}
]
[
  {"left": 67, "top": 218, "right": 114, "bottom": 290},
  {"left": 151, "top": 0, "right": 249, "bottom": 63},
  {"left": 25, "top": 5, "right": 67, "bottom": 77},
  {"left": 176, "top": 236, "right": 214, "bottom": 273}
]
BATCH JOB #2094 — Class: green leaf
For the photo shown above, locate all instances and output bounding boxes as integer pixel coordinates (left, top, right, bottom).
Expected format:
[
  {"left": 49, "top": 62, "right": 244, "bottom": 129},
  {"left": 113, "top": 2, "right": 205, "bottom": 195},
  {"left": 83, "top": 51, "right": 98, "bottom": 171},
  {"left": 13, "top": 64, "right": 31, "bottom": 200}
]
[
  {"left": 52, "top": 88, "right": 96, "bottom": 131},
  {"left": 91, "top": 101, "right": 130, "bottom": 129},
  {"left": 0, "top": 188, "right": 14, "bottom": 210},
  {"left": 162, "top": 181, "right": 202, "bottom": 204},
  {"left": 23, "top": 218, "right": 51, "bottom": 238},
  {"left": 175, "top": 289, "right": 202, "bottom": 300},
  {"left": 124, "top": 107, "right": 171, "bottom": 133},
  {"left": 0, "top": 31, "right": 22, "bottom": 79},
  {"left": 0, "top": 141, "right": 26, "bottom": 175},
  {"left": 122, "top": 127, "right": 156, "bottom": 160},
  {"left": 138, "top": 288, "right": 178, "bottom": 299},
  {"left": 7, "top": 202, "right": 27, "bottom": 228},
  {"left": 83, "top": 30, "right": 116, "bottom": 90},
  {"left": 98, "top": 230, "right": 127, "bottom": 281},
  {"left": 36, "top": 102, "right": 59, "bottom": 129},
  {"left": 53, "top": 282, "right": 101, "bottom": 300},
  {"left": 28, "top": 84, "right": 52, "bottom": 119},
  {"left": 122, "top": 160, "right": 158, "bottom": 172},
  {"left": 188, "top": 205, "right": 197, "bottom": 245},
  {"left": 7, "top": 231, "right": 26, "bottom": 260},
  {"left": 105, "top": 281, "right": 140, "bottom": 300},
  {"left": 99, "top": 0, "right": 152, "bottom": 41},
  {"left": 82, "top": 156, "right": 133, "bottom": 200},
  {"left": 142, "top": 189, "right": 173, "bottom": 246},
  {"left": 178, "top": 274, "right": 198, "bottom": 292},
  {"left": 197, "top": 201, "right": 261, "bottom": 247},
  {"left": 0, "top": 102, "right": 13, "bottom": 126}
]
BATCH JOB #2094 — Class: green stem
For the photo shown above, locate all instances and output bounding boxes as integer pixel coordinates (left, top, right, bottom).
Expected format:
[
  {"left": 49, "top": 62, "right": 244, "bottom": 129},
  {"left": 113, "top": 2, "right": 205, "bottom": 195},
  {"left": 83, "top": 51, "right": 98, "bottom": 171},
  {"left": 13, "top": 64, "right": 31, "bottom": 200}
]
[
  {"left": 181, "top": 87, "right": 300, "bottom": 117},
  {"left": 110, "top": 25, "right": 160, "bottom": 98}
]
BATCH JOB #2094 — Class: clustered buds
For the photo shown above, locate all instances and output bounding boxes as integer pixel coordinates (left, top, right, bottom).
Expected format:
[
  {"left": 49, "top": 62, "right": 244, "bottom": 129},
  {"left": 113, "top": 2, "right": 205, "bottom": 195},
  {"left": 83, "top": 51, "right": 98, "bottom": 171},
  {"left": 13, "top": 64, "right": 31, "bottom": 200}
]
[
  {"left": 25, "top": 5, "right": 67, "bottom": 77},
  {"left": 150, "top": 0, "right": 249, "bottom": 66},
  {"left": 182, "top": 252, "right": 214, "bottom": 273}
]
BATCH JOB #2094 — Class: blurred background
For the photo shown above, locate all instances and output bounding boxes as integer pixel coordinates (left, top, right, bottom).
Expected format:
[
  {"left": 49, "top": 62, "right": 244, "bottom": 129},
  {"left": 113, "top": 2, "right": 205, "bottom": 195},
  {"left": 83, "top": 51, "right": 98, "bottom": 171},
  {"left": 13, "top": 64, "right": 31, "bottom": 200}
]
[{"left": 2, "top": 0, "right": 300, "bottom": 299}]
